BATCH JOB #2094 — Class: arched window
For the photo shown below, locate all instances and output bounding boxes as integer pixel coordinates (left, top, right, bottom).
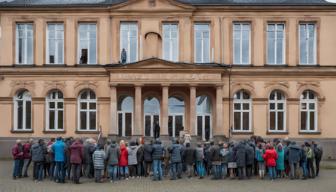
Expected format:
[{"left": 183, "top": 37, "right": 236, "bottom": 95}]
[
  {"left": 196, "top": 95, "right": 212, "bottom": 141},
  {"left": 78, "top": 90, "right": 96, "bottom": 131},
  {"left": 14, "top": 90, "right": 32, "bottom": 130},
  {"left": 233, "top": 90, "right": 251, "bottom": 132},
  {"left": 46, "top": 90, "right": 64, "bottom": 131},
  {"left": 269, "top": 90, "right": 286, "bottom": 132},
  {"left": 300, "top": 90, "right": 318, "bottom": 132},
  {"left": 118, "top": 95, "right": 134, "bottom": 136},
  {"left": 144, "top": 97, "right": 160, "bottom": 137},
  {"left": 168, "top": 96, "right": 185, "bottom": 137}
]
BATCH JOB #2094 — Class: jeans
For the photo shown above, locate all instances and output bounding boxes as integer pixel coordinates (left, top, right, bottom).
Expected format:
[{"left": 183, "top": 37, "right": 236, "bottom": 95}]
[
  {"left": 137, "top": 163, "right": 144, "bottom": 176},
  {"left": 290, "top": 162, "right": 299, "bottom": 179},
  {"left": 307, "top": 158, "right": 315, "bottom": 178},
  {"left": 268, "top": 166, "right": 276, "bottom": 180},
  {"left": 144, "top": 161, "right": 152, "bottom": 176},
  {"left": 23, "top": 159, "right": 31, "bottom": 177},
  {"left": 108, "top": 165, "right": 118, "bottom": 181},
  {"left": 186, "top": 164, "right": 194, "bottom": 178},
  {"left": 119, "top": 166, "right": 129, "bottom": 178},
  {"left": 18, "top": 159, "right": 24, "bottom": 177},
  {"left": 49, "top": 162, "right": 55, "bottom": 180},
  {"left": 237, "top": 166, "right": 246, "bottom": 179},
  {"left": 34, "top": 162, "right": 44, "bottom": 181},
  {"left": 13, "top": 159, "right": 21, "bottom": 178},
  {"left": 71, "top": 164, "right": 81, "bottom": 183},
  {"left": 170, "top": 162, "right": 182, "bottom": 179},
  {"left": 246, "top": 165, "right": 253, "bottom": 178},
  {"left": 212, "top": 165, "right": 221, "bottom": 179},
  {"left": 153, "top": 160, "right": 163, "bottom": 180},
  {"left": 315, "top": 158, "right": 321, "bottom": 176},
  {"left": 55, "top": 162, "right": 65, "bottom": 183},
  {"left": 301, "top": 161, "right": 308, "bottom": 178},
  {"left": 221, "top": 163, "right": 228, "bottom": 178},
  {"left": 196, "top": 161, "right": 205, "bottom": 177}
]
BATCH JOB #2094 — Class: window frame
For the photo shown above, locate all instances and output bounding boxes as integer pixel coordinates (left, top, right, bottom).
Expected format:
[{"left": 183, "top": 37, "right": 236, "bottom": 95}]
[
  {"left": 120, "top": 22, "right": 138, "bottom": 63},
  {"left": 77, "top": 23, "right": 97, "bottom": 65},
  {"left": 300, "top": 90, "right": 318, "bottom": 132},
  {"left": 15, "top": 23, "right": 34, "bottom": 65},
  {"left": 13, "top": 91, "right": 32, "bottom": 131},
  {"left": 77, "top": 90, "right": 97, "bottom": 131},
  {"left": 194, "top": 23, "right": 211, "bottom": 63},
  {"left": 233, "top": 22, "right": 251, "bottom": 65},
  {"left": 268, "top": 90, "right": 287, "bottom": 132},
  {"left": 162, "top": 23, "right": 179, "bottom": 62},
  {"left": 266, "top": 23, "right": 286, "bottom": 65},
  {"left": 46, "top": 23, "right": 64, "bottom": 64},
  {"left": 233, "top": 90, "right": 252, "bottom": 132},
  {"left": 46, "top": 90, "right": 64, "bottom": 131},
  {"left": 299, "top": 23, "right": 317, "bottom": 65}
]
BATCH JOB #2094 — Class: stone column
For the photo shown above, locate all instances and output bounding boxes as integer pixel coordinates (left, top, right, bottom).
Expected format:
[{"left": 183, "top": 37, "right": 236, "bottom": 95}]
[
  {"left": 109, "top": 84, "right": 118, "bottom": 136},
  {"left": 215, "top": 85, "right": 224, "bottom": 137},
  {"left": 161, "top": 84, "right": 169, "bottom": 136},
  {"left": 189, "top": 85, "right": 196, "bottom": 136},
  {"left": 134, "top": 84, "right": 143, "bottom": 136}
]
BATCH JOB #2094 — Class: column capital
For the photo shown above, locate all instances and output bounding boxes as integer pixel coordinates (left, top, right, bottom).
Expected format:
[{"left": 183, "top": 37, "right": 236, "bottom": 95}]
[
  {"left": 189, "top": 84, "right": 198, "bottom": 88},
  {"left": 109, "top": 83, "right": 118, "bottom": 88},
  {"left": 161, "top": 83, "right": 170, "bottom": 87},
  {"left": 134, "top": 83, "right": 144, "bottom": 87},
  {"left": 215, "top": 83, "right": 224, "bottom": 88}
]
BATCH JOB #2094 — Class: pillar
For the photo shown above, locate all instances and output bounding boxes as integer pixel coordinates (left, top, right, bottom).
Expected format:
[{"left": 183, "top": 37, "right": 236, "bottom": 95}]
[
  {"left": 215, "top": 85, "right": 224, "bottom": 136},
  {"left": 109, "top": 84, "right": 117, "bottom": 135},
  {"left": 189, "top": 85, "right": 196, "bottom": 136},
  {"left": 134, "top": 84, "right": 143, "bottom": 136},
  {"left": 161, "top": 84, "right": 169, "bottom": 136}
]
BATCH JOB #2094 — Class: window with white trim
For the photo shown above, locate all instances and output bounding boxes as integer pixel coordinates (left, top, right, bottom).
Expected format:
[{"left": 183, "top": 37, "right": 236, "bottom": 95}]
[
  {"left": 233, "top": 23, "right": 251, "bottom": 65},
  {"left": 16, "top": 23, "right": 34, "bottom": 64},
  {"left": 194, "top": 23, "right": 210, "bottom": 63},
  {"left": 299, "top": 23, "right": 317, "bottom": 65},
  {"left": 269, "top": 90, "right": 286, "bottom": 132},
  {"left": 120, "top": 22, "right": 138, "bottom": 63},
  {"left": 163, "top": 23, "right": 178, "bottom": 62},
  {"left": 267, "top": 23, "right": 285, "bottom": 65},
  {"left": 233, "top": 90, "right": 252, "bottom": 131},
  {"left": 46, "top": 90, "right": 64, "bottom": 131},
  {"left": 300, "top": 90, "right": 318, "bottom": 132},
  {"left": 47, "top": 23, "right": 64, "bottom": 64},
  {"left": 14, "top": 91, "right": 32, "bottom": 130},
  {"left": 78, "top": 23, "right": 97, "bottom": 64},
  {"left": 78, "top": 90, "right": 97, "bottom": 131}
]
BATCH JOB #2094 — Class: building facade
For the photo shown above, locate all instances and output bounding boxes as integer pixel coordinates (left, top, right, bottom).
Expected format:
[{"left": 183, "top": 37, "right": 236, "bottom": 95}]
[{"left": 0, "top": 0, "right": 336, "bottom": 159}]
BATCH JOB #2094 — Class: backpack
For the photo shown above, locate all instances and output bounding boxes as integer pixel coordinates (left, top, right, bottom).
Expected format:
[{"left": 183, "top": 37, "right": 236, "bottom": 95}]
[
  {"left": 306, "top": 147, "right": 314, "bottom": 159},
  {"left": 314, "top": 146, "right": 323, "bottom": 159}
]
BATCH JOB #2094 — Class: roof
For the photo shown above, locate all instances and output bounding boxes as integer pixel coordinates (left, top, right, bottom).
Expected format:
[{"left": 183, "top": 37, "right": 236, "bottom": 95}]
[{"left": 0, "top": 0, "right": 334, "bottom": 8}]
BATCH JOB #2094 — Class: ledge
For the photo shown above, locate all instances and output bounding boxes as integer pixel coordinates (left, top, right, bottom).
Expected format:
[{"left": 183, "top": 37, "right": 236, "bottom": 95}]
[
  {"left": 43, "top": 130, "right": 66, "bottom": 134},
  {"left": 299, "top": 131, "right": 321, "bottom": 135},
  {"left": 266, "top": 131, "right": 289, "bottom": 135},
  {"left": 75, "top": 130, "right": 100, "bottom": 134},
  {"left": 231, "top": 131, "right": 254, "bottom": 135},
  {"left": 11, "top": 130, "right": 34, "bottom": 133}
]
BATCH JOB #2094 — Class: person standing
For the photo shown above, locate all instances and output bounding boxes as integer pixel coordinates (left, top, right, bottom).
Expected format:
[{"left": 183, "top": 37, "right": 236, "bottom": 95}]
[
  {"left": 92, "top": 144, "right": 106, "bottom": 183},
  {"left": 263, "top": 144, "right": 278, "bottom": 181},
  {"left": 69, "top": 138, "right": 84, "bottom": 184},
  {"left": 276, "top": 144, "right": 285, "bottom": 178},
  {"left": 287, "top": 141, "right": 301, "bottom": 179},
  {"left": 301, "top": 144, "right": 309, "bottom": 180},
  {"left": 195, "top": 143, "right": 205, "bottom": 179},
  {"left": 106, "top": 140, "right": 120, "bottom": 182},
  {"left": 305, "top": 142, "right": 315, "bottom": 178},
  {"left": 119, "top": 140, "right": 129, "bottom": 180},
  {"left": 234, "top": 141, "right": 247, "bottom": 180},
  {"left": 209, "top": 141, "right": 221, "bottom": 180},
  {"left": 52, "top": 137, "right": 66, "bottom": 183},
  {"left": 22, "top": 139, "right": 33, "bottom": 177},
  {"left": 183, "top": 143, "right": 196, "bottom": 178},
  {"left": 136, "top": 138, "right": 145, "bottom": 177},
  {"left": 220, "top": 143, "right": 230, "bottom": 179},
  {"left": 154, "top": 121, "right": 160, "bottom": 139},
  {"left": 46, "top": 138, "right": 55, "bottom": 180},
  {"left": 312, "top": 141, "right": 323, "bottom": 177},
  {"left": 151, "top": 139, "right": 165, "bottom": 181},
  {"left": 168, "top": 138, "right": 183, "bottom": 180},
  {"left": 143, "top": 140, "right": 153, "bottom": 177},
  {"left": 31, "top": 139, "right": 47, "bottom": 182},
  {"left": 127, "top": 141, "right": 139, "bottom": 178},
  {"left": 255, "top": 143, "right": 265, "bottom": 179},
  {"left": 245, "top": 142, "right": 255, "bottom": 179},
  {"left": 12, "top": 139, "right": 24, "bottom": 180},
  {"left": 83, "top": 138, "right": 96, "bottom": 178}
]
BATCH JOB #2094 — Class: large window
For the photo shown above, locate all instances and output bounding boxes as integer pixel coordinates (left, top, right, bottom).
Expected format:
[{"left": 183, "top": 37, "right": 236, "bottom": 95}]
[
  {"left": 233, "top": 90, "right": 251, "bottom": 132},
  {"left": 300, "top": 90, "right": 318, "bottom": 132},
  {"left": 120, "top": 22, "right": 138, "bottom": 63},
  {"left": 269, "top": 90, "right": 286, "bottom": 132},
  {"left": 233, "top": 23, "right": 251, "bottom": 65},
  {"left": 14, "top": 90, "right": 32, "bottom": 130},
  {"left": 194, "top": 24, "right": 210, "bottom": 63},
  {"left": 16, "top": 23, "right": 33, "bottom": 64},
  {"left": 267, "top": 23, "right": 285, "bottom": 65},
  {"left": 46, "top": 90, "right": 64, "bottom": 131},
  {"left": 47, "top": 23, "right": 64, "bottom": 64},
  {"left": 163, "top": 23, "right": 178, "bottom": 62},
  {"left": 299, "top": 23, "right": 317, "bottom": 65},
  {"left": 118, "top": 95, "right": 134, "bottom": 137},
  {"left": 78, "top": 23, "right": 97, "bottom": 64},
  {"left": 78, "top": 90, "right": 97, "bottom": 131}
]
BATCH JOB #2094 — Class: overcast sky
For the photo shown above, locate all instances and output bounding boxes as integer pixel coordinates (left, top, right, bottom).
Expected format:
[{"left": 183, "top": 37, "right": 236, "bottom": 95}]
[{"left": 0, "top": 0, "right": 336, "bottom": 3}]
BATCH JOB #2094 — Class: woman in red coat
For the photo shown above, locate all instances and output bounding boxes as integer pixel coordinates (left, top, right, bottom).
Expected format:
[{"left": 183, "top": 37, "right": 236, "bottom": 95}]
[
  {"left": 119, "top": 140, "right": 129, "bottom": 179},
  {"left": 263, "top": 144, "right": 278, "bottom": 180}
]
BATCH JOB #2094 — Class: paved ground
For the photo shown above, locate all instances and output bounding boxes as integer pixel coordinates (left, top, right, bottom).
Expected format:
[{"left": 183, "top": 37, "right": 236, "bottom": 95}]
[{"left": 1, "top": 160, "right": 336, "bottom": 192}]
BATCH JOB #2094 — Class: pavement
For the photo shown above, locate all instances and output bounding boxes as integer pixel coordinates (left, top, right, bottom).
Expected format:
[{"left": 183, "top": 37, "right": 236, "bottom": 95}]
[{"left": 1, "top": 160, "right": 336, "bottom": 192}]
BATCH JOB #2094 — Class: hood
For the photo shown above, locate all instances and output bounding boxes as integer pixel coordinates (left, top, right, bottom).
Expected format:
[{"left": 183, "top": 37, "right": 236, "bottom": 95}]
[
  {"left": 71, "top": 141, "right": 82, "bottom": 149},
  {"left": 289, "top": 145, "right": 301, "bottom": 150},
  {"left": 129, "top": 146, "right": 137, "bottom": 150},
  {"left": 110, "top": 143, "right": 117, "bottom": 148}
]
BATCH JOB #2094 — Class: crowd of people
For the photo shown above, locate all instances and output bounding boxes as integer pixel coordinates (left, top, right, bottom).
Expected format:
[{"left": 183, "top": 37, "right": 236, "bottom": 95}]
[{"left": 11, "top": 136, "right": 323, "bottom": 184}]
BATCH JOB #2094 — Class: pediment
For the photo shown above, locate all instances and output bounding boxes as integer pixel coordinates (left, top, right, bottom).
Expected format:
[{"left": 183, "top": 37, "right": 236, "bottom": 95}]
[
  {"left": 116, "top": 58, "right": 195, "bottom": 69},
  {"left": 111, "top": 0, "right": 195, "bottom": 12}
]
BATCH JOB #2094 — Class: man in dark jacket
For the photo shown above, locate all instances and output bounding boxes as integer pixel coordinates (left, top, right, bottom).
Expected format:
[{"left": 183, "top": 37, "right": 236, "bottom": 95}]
[
  {"left": 209, "top": 141, "right": 221, "bottom": 180},
  {"left": 245, "top": 142, "right": 255, "bottom": 179},
  {"left": 143, "top": 140, "right": 153, "bottom": 177},
  {"left": 287, "top": 141, "right": 302, "bottom": 179},
  {"left": 168, "top": 138, "right": 183, "bottom": 180},
  {"left": 151, "top": 139, "right": 164, "bottom": 181},
  {"left": 182, "top": 143, "right": 196, "bottom": 178},
  {"left": 70, "top": 138, "right": 84, "bottom": 184},
  {"left": 204, "top": 142, "right": 211, "bottom": 176},
  {"left": 31, "top": 139, "right": 47, "bottom": 182},
  {"left": 22, "top": 139, "right": 33, "bottom": 177},
  {"left": 12, "top": 140, "right": 24, "bottom": 180},
  {"left": 234, "top": 141, "right": 247, "bottom": 180},
  {"left": 83, "top": 139, "right": 96, "bottom": 178},
  {"left": 106, "top": 140, "right": 120, "bottom": 182},
  {"left": 136, "top": 138, "right": 144, "bottom": 177},
  {"left": 154, "top": 121, "right": 160, "bottom": 139},
  {"left": 312, "top": 141, "right": 323, "bottom": 177}
]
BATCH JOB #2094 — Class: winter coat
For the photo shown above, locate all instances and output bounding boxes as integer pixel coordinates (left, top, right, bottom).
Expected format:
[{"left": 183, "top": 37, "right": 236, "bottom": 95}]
[
  {"left": 255, "top": 148, "right": 264, "bottom": 162},
  {"left": 136, "top": 145, "right": 144, "bottom": 163},
  {"left": 52, "top": 140, "right": 66, "bottom": 162},
  {"left": 263, "top": 149, "right": 278, "bottom": 167},
  {"left": 31, "top": 143, "right": 46, "bottom": 162},
  {"left": 168, "top": 144, "right": 182, "bottom": 163},
  {"left": 204, "top": 146, "right": 211, "bottom": 163},
  {"left": 301, "top": 147, "right": 308, "bottom": 163},
  {"left": 195, "top": 147, "right": 204, "bottom": 162},
  {"left": 106, "top": 144, "right": 120, "bottom": 165},
  {"left": 313, "top": 144, "right": 323, "bottom": 161},
  {"left": 83, "top": 143, "right": 96, "bottom": 164},
  {"left": 23, "top": 143, "right": 32, "bottom": 159},
  {"left": 227, "top": 148, "right": 236, "bottom": 163},
  {"left": 234, "top": 143, "right": 247, "bottom": 167},
  {"left": 182, "top": 147, "right": 195, "bottom": 165},
  {"left": 70, "top": 141, "right": 84, "bottom": 164},
  {"left": 119, "top": 145, "right": 128, "bottom": 167},
  {"left": 92, "top": 150, "right": 105, "bottom": 170},
  {"left": 287, "top": 144, "right": 302, "bottom": 164},
  {"left": 245, "top": 144, "right": 255, "bottom": 166},
  {"left": 209, "top": 145, "right": 221, "bottom": 164},
  {"left": 12, "top": 144, "right": 24, "bottom": 160},
  {"left": 144, "top": 144, "right": 153, "bottom": 162},
  {"left": 128, "top": 145, "right": 139, "bottom": 165},
  {"left": 152, "top": 142, "right": 164, "bottom": 160},
  {"left": 276, "top": 149, "right": 285, "bottom": 171},
  {"left": 220, "top": 147, "right": 230, "bottom": 164}
]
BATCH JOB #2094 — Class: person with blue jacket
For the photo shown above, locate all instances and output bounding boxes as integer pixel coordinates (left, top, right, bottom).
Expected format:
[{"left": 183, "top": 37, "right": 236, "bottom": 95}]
[
  {"left": 151, "top": 138, "right": 165, "bottom": 181},
  {"left": 52, "top": 137, "right": 66, "bottom": 183},
  {"left": 255, "top": 143, "right": 265, "bottom": 179},
  {"left": 168, "top": 138, "right": 183, "bottom": 180}
]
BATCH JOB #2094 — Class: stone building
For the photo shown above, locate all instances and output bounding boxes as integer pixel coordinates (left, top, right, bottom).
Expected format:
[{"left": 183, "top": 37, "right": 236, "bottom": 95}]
[{"left": 0, "top": 0, "right": 336, "bottom": 159}]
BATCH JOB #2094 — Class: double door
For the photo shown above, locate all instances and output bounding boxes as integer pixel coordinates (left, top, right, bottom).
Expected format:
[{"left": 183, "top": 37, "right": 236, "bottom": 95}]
[
  {"left": 118, "top": 112, "right": 132, "bottom": 137},
  {"left": 144, "top": 114, "right": 160, "bottom": 137},
  {"left": 168, "top": 114, "right": 184, "bottom": 137},
  {"left": 197, "top": 114, "right": 211, "bottom": 141}
]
